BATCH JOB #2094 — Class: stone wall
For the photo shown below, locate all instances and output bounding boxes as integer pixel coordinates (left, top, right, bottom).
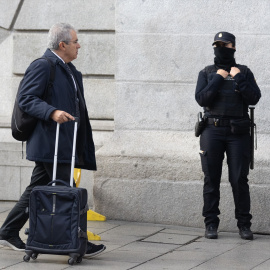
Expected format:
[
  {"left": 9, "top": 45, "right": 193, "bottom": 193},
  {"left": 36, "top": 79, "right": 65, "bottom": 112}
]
[
  {"left": 1, "top": 0, "right": 270, "bottom": 232},
  {"left": 94, "top": 0, "right": 270, "bottom": 233}
]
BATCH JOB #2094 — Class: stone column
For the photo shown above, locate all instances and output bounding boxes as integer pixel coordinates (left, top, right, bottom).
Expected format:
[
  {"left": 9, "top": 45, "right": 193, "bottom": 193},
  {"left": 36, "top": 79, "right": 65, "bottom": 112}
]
[{"left": 94, "top": 0, "right": 270, "bottom": 232}]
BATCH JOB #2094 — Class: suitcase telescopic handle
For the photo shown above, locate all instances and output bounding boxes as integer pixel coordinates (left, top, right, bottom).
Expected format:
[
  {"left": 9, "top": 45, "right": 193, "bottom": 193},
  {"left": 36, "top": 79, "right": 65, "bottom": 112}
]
[{"left": 52, "top": 118, "right": 78, "bottom": 187}]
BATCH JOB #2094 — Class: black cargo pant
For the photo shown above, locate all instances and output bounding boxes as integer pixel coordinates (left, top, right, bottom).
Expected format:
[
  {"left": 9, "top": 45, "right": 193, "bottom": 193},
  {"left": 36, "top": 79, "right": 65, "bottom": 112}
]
[
  {"left": 200, "top": 124, "right": 252, "bottom": 229},
  {"left": 0, "top": 162, "right": 72, "bottom": 237}
]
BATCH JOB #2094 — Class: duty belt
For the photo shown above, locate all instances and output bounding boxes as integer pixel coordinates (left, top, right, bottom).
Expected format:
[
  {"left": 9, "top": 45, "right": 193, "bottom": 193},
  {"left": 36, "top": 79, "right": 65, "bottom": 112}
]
[{"left": 207, "top": 118, "right": 231, "bottom": 127}]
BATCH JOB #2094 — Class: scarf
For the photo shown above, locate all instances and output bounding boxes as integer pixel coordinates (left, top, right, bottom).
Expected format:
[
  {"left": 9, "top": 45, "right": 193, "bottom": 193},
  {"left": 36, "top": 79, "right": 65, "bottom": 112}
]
[{"left": 214, "top": 47, "right": 236, "bottom": 72}]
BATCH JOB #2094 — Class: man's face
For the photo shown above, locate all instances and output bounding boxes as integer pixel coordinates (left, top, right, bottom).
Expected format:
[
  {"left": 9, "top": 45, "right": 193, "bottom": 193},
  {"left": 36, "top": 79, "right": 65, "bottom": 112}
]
[
  {"left": 64, "top": 30, "right": 81, "bottom": 62},
  {"left": 214, "top": 41, "right": 235, "bottom": 49}
]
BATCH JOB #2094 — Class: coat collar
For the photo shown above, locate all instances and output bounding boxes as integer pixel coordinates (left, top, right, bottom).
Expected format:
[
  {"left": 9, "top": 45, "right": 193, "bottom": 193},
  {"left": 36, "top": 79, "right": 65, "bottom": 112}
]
[{"left": 43, "top": 48, "right": 77, "bottom": 72}]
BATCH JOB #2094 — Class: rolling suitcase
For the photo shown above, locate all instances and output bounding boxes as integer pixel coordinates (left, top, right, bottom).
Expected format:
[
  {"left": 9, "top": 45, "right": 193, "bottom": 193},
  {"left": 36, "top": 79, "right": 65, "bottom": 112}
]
[{"left": 23, "top": 120, "right": 89, "bottom": 265}]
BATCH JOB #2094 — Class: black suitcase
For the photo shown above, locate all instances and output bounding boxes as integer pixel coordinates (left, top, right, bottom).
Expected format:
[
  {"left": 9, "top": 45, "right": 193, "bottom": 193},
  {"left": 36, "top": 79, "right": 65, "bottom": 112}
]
[{"left": 23, "top": 120, "right": 89, "bottom": 265}]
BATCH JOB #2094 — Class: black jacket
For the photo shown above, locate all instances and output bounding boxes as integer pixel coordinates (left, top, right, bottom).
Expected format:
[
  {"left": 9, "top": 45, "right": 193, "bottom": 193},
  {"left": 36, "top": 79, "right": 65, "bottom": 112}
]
[
  {"left": 18, "top": 49, "right": 96, "bottom": 170},
  {"left": 195, "top": 64, "right": 261, "bottom": 118}
]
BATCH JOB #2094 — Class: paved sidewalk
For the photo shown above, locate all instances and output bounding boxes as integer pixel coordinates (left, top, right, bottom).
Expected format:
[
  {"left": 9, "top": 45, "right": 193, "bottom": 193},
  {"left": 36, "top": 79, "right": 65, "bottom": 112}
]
[{"left": 1, "top": 202, "right": 270, "bottom": 270}]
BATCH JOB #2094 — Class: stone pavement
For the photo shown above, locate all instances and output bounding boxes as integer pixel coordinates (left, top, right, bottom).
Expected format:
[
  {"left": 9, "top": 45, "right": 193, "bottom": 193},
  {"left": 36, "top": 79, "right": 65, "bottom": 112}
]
[{"left": 1, "top": 202, "right": 270, "bottom": 270}]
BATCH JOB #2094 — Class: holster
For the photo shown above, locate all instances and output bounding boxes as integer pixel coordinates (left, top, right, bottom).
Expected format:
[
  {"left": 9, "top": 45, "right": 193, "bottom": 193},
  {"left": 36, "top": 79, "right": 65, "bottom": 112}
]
[{"left": 195, "top": 112, "right": 206, "bottom": 137}]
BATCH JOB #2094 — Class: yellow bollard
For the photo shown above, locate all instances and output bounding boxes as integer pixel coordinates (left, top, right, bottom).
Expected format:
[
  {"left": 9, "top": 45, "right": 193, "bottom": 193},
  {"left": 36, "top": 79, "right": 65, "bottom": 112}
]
[{"left": 74, "top": 168, "right": 106, "bottom": 241}]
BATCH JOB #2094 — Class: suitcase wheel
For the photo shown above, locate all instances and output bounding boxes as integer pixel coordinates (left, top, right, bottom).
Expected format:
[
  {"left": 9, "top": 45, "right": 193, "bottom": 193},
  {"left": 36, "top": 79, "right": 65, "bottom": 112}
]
[
  {"left": 31, "top": 253, "right": 38, "bottom": 260},
  {"left": 23, "top": 255, "right": 30, "bottom": 262},
  {"left": 76, "top": 256, "right": 82, "bottom": 264},
  {"left": 68, "top": 257, "right": 75, "bottom": 265}
]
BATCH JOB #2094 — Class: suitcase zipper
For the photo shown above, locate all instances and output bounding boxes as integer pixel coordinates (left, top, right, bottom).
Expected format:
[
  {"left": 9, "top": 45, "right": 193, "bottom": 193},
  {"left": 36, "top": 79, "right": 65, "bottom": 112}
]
[{"left": 52, "top": 193, "right": 56, "bottom": 213}]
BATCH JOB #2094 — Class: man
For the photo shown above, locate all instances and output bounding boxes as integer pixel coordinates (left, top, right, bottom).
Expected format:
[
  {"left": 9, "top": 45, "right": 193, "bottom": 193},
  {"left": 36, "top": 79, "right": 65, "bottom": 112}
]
[
  {"left": 0, "top": 23, "right": 106, "bottom": 257},
  {"left": 195, "top": 32, "right": 261, "bottom": 240}
]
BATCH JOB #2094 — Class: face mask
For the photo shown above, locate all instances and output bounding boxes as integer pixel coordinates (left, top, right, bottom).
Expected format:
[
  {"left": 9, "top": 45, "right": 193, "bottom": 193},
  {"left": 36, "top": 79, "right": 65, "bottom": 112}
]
[{"left": 214, "top": 47, "right": 236, "bottom": 70}]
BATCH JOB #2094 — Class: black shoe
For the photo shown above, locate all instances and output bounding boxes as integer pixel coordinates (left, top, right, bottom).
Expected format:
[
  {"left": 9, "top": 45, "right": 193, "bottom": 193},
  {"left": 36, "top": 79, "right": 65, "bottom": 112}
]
[
  {"left": 0, "top": 234, "right": 25, "bottom": 251},
  {"left": 205, "top": 225, "right": 218, "bottom": 239},
  {"left": 239, "top": 227, "right": 253, "bottom": 240},
  {"left": 84, "top": 242, "right": 106, "bottom": 258}
]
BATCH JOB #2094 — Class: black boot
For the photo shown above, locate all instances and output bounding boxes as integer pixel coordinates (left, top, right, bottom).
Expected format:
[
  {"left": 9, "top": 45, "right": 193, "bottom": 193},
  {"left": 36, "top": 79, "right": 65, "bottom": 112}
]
[
  {"left": 239, "top": 227, "right": 253, "bottom": 240},
  {"left": 205, "top": 225, "right": 218, "bottom": 239}
]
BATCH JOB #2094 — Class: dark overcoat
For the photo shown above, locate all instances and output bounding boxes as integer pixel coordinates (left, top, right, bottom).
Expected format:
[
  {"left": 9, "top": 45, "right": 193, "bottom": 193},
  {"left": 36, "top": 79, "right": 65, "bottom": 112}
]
[{"left": 18, "top": 49, "right": 96, "bottom": 170}]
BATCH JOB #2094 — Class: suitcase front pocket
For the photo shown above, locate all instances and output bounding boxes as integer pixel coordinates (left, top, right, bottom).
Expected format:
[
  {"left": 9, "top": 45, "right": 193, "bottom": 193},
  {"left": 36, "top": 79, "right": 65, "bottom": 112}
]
[
  {"left": 34, "top": 212, "right": 72, "bottom": 245},
  {"left": 32, "top": 190, "right": 76, "bottom": 246}
]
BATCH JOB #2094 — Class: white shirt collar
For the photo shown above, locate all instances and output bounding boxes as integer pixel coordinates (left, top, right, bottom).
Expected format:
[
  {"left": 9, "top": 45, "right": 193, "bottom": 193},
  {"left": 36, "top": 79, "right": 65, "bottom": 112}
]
[{"left": 50, "top": 49, "right": 65, "bottom": 64}]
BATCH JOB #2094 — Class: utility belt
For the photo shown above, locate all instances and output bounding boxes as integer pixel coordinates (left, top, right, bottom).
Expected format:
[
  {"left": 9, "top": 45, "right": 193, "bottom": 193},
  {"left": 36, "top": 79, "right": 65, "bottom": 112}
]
[{"left": 195, "top": 114, "right": 251, "bottom": 137}]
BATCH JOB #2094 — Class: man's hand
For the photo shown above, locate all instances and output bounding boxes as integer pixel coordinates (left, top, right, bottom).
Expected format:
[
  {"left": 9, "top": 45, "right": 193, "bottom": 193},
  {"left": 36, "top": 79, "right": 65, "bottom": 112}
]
[
  {"left": 230, "top": 67, "right": 241, "bottom": 78},
  {"left": 50, "top": 110, "right": 75, "bottom": 123},
  {"left": 217, "top": 69, "right": 229, "bottom": 78}
]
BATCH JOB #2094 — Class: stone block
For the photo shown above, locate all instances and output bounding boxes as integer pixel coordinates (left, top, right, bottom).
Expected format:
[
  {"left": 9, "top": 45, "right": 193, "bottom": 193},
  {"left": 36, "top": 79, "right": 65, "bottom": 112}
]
[
  {"left": 0, "top": 28, "right": 11, "bottom": 44},
  {"left": 116, "top": 0, "right": 270, "bottom": 35},
  {"left": 79, "top": 169, "right": 95, "bottom": 208},
  {"left": 0, "top": 34, "right": 13, "bottom": 75},
  {"left": 20, "top": 166, "right": 34, "bottom": 195},
  {"left": 0, "top": 78, "right": 15, "bottom": 120},
  {"left": 94, "top": 130, "right": 203, "bottom": 181},
  {"left": 15, "top": 0, "right": 115, "bottom": 30},
  {"left": 12, "top": 33, "right": 47, "bottom": 74},
  {"left": 12, "top": 33, "right": 115, "bottom": 76},
  {"left": 115, "top": 33, "right": 265, "bottom": 85},
  {"left": 84, "top": 79, "right": 115, "bottom": 119},
  {"left": 115, "top": 82, "right": 198, "bottom": 131},
  {"left": 92, "top": 130, "right": 114, "bottom": 151},
  {"left": 93, "top": 175, "right": 202, "bottom": 227},
  {"left": 0, "top": 165, "right": 21, "bottom": 200},
  {"left": 0, "top": 76, "right": 21, "bottom": 126},
  {"left": 116, "top": 34, "right": 208, "bottom": 82},
  {"left": 254, "top": 85, "right": 270, "bottom": 133},
  {"left": 76, "top": 34, "right": 115, "bottom": 75},
  {"left": 0, "top": 137, "right": 32, "bottom": 167},
  {"left": 0, "top": 0, "right": 20, "bottom": 29}
]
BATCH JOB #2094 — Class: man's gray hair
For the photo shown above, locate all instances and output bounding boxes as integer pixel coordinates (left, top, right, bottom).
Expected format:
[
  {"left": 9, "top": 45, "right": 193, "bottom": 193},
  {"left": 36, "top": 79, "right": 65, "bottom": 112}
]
[{"left": 47, "top": 23, "right": 76, "bottom": 50}]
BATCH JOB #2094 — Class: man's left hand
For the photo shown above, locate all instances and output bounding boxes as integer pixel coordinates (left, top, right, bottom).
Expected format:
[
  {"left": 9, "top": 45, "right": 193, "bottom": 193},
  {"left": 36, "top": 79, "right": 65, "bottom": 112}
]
[{"left": 230, "top": 67, "right": 241, "bottom": 78}]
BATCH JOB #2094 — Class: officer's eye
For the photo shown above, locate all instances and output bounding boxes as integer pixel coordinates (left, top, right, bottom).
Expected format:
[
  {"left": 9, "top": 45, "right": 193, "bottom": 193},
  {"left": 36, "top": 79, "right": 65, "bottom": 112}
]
[{"left": 215, "top": 42, "right": 226, "bottom": 47}]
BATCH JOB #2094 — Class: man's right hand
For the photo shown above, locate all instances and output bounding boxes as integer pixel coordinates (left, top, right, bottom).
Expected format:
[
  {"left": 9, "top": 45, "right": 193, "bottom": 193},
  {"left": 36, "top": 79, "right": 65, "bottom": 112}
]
[
  {"left": 217, "top": 69, "right": 229, "bottom": 78},
  {"left": 50, "top": 110, "right": 75, "bottom": 123}
]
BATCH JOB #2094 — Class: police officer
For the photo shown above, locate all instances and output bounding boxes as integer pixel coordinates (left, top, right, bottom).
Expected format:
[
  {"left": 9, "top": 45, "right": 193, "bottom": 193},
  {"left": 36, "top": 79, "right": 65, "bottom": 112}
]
[{"left": 195, "top": 32, "right": 261, "bottom": 240}]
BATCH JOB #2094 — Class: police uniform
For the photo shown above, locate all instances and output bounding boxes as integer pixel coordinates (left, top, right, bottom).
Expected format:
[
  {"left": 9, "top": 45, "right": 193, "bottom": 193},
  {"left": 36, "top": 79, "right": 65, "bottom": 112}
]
[{"left": 195, "top": 32, "right": 261, "bottom": 239}]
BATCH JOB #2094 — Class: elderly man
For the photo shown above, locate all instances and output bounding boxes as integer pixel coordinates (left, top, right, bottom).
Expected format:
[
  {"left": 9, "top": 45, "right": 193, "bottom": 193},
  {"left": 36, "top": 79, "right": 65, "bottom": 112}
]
[{"left": 0, "top": 23, "right": 105, "bottom": 257}]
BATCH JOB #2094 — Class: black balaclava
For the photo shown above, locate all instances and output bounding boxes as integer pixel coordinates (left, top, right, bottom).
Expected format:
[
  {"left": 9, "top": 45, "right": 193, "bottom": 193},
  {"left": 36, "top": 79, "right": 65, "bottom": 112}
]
[{"left": 214, "top": 47, "right": 236, "bottom": 72}]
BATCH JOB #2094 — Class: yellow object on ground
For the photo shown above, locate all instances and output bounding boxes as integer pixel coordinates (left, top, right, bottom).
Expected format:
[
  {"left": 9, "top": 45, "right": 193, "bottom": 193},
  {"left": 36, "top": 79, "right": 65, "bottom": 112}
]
[
  {"left": 87, "top": 209, "right": 106, "bottom": 221},
  {"left": 74, "top": 168, "right": 81, "bottom": 187},
  {"left": 73, "top": 168, "right": 106, "bottom": 240},
  {"left": 87, "top": 231, "right": 101, "bottom": 241}
]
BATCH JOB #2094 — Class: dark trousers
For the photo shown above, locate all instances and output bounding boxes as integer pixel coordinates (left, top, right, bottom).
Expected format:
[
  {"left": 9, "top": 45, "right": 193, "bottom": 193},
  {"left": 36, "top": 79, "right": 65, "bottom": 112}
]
[
  {"left": 0, "top": 162, "right": 72, "bottom": 237},
  {"left": 200, "top": 125, "right": 252, "bottom": 229}
]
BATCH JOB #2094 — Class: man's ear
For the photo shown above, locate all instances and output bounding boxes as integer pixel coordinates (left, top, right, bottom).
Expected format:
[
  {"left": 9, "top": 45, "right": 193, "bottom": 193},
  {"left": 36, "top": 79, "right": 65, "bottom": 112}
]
[{"left": 58, "top": 41, "right": 66, "bottom": 51}]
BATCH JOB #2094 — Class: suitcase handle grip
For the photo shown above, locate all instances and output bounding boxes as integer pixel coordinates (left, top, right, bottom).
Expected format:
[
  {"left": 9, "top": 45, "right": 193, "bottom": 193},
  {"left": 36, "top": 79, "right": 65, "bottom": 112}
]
[
  {"left": 47, "top": 180, "right": 70, "bottom": 187},
  {"left": 73, "top": 117, "right": 79, "bottom": 123}
]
